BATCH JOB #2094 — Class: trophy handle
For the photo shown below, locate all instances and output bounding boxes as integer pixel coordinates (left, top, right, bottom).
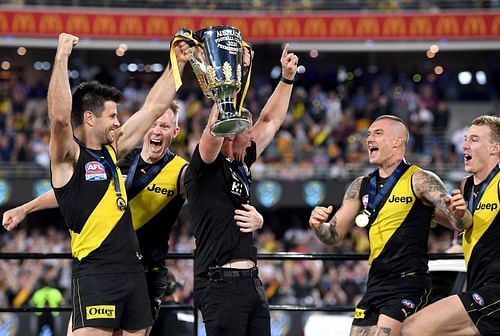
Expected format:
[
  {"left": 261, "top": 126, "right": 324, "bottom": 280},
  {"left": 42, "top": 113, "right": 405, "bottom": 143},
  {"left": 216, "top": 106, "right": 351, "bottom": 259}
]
[
  {"left": 236, "top": 41, "right": 253, "bottom": 116},
  {"left": 170, "top": 28, "right": 201, "bottom": 91}
]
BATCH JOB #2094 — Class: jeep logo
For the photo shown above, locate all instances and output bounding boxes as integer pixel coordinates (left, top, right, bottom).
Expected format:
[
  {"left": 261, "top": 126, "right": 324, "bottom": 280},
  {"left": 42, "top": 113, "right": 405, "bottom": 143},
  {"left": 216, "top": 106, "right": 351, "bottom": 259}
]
[
  {"left": 86, "top": 305, "right": 115, "bottom": 319},
  {"left": 388, "top": 195, "right": 413, "bottom": 203},
  {"left": 476, "top": 202, "right": 498, "bottom": 211},
  {"left": 147, "top": 183, "right": 174, "bottom": 197}
]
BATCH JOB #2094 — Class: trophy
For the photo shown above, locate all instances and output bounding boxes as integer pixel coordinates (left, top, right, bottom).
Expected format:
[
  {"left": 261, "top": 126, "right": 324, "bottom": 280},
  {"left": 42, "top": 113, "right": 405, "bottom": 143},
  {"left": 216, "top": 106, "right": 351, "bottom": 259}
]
[{"left": 170, "top": 26, "right": 252, "bottom": 137}]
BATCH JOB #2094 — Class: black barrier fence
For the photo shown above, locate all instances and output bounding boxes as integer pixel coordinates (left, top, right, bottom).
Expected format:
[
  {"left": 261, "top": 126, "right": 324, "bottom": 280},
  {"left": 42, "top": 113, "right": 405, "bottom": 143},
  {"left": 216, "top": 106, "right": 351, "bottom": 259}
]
[{"left": 0, "top": 252, "right": 465, "bottom": 336}]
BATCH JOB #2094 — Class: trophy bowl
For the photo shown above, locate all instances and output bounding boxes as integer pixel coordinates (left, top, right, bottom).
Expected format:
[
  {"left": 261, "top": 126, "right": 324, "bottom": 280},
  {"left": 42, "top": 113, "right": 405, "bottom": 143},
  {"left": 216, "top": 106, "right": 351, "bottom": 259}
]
[{"left": 175, "top": 25, "right": 251, "bottom": 137}]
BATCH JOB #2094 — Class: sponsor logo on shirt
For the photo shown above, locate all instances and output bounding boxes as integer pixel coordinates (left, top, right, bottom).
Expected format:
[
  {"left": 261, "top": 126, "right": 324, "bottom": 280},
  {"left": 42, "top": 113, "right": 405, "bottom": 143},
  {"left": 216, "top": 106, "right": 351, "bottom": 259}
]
[
  {"left": 476, "top": 202, "right": 498, "bottom": 211},
  {"left": 85, "top": 161, "right": 107, "bottom": 181},
  {"left": 387, "top": 195, "right": 413, "bottom": 203},
  {"left": 147, "top": 183, "right": 175, "bottom": 197}
]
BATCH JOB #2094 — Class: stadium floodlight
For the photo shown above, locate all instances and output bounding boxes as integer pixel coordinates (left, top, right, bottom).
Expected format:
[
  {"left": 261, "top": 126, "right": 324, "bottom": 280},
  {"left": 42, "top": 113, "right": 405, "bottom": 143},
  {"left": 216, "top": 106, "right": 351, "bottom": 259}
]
[
  {"left": 475, "top": 71, "right": 487, "bottom": 85},
  {"left": 458, "top": 71, "right": 472, "bottom": 85}
]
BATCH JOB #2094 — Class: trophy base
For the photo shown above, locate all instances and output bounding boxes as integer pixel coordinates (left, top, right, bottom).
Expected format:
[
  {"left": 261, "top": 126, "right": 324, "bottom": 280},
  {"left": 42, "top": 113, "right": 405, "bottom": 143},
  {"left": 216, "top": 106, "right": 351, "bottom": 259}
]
[{"left": 210, "top": 117, "right": 251, "bottom": 137}]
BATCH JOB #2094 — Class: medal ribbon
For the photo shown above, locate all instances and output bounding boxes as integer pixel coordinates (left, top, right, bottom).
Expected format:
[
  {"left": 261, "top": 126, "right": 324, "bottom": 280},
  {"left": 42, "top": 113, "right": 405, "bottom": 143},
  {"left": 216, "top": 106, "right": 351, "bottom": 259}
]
[
  {"left": 468, "top": 164, "right": 500, "bottom": 213},
  {"left": 366, "top": 160, "right": 410, "bottom": 215},
  {"left": 125, "top": 150, "right": 174, "bottom": 199}
]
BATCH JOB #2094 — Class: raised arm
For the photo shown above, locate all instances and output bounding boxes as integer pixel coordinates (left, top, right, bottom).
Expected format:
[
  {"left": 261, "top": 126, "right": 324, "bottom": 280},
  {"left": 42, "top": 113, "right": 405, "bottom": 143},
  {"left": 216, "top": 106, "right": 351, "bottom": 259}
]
[
  {"left": 48, "top": 33, "right": 80, "bottom": 188},
  {"left": 252, "top": 43, "right": 298, "bottom": 158},
  {"left": 114, "top": 41, "right": 192, "bottom": 159},
  {"left": 198, "top": 104, "right": 223, "bottom": 164},
  {"left": 413, "top": 170, "right": 472, "bottom": 231},
  {"left": 309, "top": 176, "right": 363, "bottom": 245},
  {"left": 2, "top": 190, "right": 59, "bottom": 231}
]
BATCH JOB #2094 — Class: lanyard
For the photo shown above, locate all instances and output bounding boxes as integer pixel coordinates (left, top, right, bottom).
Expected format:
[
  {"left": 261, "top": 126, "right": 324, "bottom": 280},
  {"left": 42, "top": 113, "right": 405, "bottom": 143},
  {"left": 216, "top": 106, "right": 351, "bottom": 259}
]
[
  {"left": 468, "top": 164, "right": 500, "bottom": 213},
  {"left": 366, "top": 160, "right": 410, "bottom": 215},
  {"left": 75, "top": 137, "right": 126, "bottom": 211},
  {"left": 125, "top": 150, "right": 174, "bottom": 199}
]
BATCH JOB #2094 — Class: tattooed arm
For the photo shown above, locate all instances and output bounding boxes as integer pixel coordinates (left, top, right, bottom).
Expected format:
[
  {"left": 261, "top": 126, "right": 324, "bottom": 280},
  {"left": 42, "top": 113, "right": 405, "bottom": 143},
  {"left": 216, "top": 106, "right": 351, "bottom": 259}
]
[
  {"left": 413, "top": 170, "right": 472, "bottom": 231},
  {"left": 309, "top": 176, "right": 363, "bottom": 245}
]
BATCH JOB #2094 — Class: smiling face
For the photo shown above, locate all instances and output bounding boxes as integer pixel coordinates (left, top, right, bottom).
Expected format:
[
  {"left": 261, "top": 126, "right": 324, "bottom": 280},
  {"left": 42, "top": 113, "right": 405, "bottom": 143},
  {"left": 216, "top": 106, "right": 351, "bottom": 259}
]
[
  {"left": 366, "top": 117, "right": 408, "bottom": 168},
  {"left": 463, "top": 124, "right": 500, "bottom": 178},
  {"left": 93, "top": 100, "right": 121, "bottom": 145},
  {"left": 142, "top": 109, "right": 179, "bottom": 163}
]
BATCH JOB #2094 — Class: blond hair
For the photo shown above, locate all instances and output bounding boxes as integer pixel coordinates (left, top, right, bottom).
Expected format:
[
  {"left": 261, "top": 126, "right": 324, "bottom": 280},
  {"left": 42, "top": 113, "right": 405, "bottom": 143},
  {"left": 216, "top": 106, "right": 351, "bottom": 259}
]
[{"left": 471, "top": 115, "right": 500, "bottom": 143}]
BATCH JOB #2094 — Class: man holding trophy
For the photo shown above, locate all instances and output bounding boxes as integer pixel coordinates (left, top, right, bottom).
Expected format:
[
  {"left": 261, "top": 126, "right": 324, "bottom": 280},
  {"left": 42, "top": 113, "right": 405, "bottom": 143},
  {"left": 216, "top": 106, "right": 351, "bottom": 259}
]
[{"left": 183, "top": 24, "right": 299, "bottom": 335}]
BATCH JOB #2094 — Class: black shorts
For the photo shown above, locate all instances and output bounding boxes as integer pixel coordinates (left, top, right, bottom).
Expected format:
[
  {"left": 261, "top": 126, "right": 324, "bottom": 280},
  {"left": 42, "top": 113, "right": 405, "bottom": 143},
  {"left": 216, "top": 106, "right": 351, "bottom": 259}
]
[
  {"left": 194, "top": 267, "right": 270, "bottom": 336},
  {"left": 72, "top": 272, "right": 153, "bottom": 331},
  {"left": 352, "top": 286, "right": 432, "bottom": 326},
  {"left": 458, "top": 283, "right": 500, "bottom": 335}
]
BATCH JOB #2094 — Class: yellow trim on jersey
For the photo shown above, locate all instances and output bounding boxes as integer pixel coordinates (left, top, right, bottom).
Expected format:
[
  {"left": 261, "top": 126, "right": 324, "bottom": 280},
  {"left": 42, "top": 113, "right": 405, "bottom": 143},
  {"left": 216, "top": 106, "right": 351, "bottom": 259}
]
[
  {"left": 368, "top": 165, "right": 420, "bottom": 265},
  {"left": 129, "top": 155, "right": 187, "bottom": 230},
  {"left": 463, "top": 172, "right": 500, "bottom": 266},
  {"left": 70, "top": 145, "right": 128, "bottom": 261}
]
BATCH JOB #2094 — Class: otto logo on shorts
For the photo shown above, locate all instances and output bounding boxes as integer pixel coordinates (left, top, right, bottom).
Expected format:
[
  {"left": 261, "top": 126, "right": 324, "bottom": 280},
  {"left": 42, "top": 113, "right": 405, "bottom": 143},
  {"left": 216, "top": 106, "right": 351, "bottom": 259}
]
[
  {"left": 85, "top": 161, "right": 107, "bottom": 181},
  {"left": 472, "top": 293, "right": 485, "bottom": 306},
  {"left": 401, "top": 299, "right": 416, "bottom": 309},
  {"left": 86, "top": 305, "right": 116, "bottom": 319}
]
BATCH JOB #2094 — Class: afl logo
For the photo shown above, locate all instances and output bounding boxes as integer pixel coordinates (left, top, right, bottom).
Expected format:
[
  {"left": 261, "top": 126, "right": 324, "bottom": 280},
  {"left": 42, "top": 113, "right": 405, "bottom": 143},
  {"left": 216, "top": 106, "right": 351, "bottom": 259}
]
[
  {"left": 401, "top": 299, "right": 415, "bottom": 309},
  {"left": 303, "top": 181, "right": 326, "bottom": 207},
  {"left": 85, "top": 161, "right": 107, "bottom": 181},
  {"left": 0, "top": 180, "right": 11, "bottom": 205},
  {"left": 33, "top": 179, "right": 51, "bottom": 197},
  {"left": 472, "top": 293, "right": 484, "bottom": 306},
  {"left": 256, "top": 181, "right": 282, "bottom": 208}
]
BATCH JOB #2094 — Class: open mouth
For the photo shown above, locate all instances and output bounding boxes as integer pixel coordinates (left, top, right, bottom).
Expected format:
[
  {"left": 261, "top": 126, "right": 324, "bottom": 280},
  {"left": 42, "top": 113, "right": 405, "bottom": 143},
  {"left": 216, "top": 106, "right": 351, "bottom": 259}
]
[
  {"left": 150, "top": 139, "right": 163, "bottom": 151},
  {"left": 464, "top": 154, "right": 472, "bottom": 164},
  {"left": 368, "top": 145, "right": 379, "bottom": 156}
]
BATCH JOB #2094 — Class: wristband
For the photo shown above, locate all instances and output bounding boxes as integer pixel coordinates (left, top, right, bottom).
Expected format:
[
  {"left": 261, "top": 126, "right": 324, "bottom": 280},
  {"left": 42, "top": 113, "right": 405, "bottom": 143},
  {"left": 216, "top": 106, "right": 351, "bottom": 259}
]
[{"left": 280, "top": 76, "right": 295, "bottom": 85}]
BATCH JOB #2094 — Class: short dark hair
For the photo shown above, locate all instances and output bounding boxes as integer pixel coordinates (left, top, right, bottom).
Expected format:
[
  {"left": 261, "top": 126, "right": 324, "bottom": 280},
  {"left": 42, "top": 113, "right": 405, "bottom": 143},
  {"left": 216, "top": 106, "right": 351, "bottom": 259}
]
[
  {"left": 71, "top": 81, "right": 123, "bottom": 128},
  {"left": 471, "top": 115, "right": 500, "bottom": 143}
]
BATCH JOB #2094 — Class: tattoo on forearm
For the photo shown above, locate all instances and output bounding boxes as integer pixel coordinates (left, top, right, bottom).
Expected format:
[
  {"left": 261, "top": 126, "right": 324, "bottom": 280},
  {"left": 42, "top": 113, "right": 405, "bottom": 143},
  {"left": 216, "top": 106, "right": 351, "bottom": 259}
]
[
  {"left": 345, "top": 177, "right": 362, "bottom": 201},
  {"left": 314, "top": 217, "right": 339, "bottom": 246},
  {"left": 415, "top": 171, "right": 457, "bottom": 226}
]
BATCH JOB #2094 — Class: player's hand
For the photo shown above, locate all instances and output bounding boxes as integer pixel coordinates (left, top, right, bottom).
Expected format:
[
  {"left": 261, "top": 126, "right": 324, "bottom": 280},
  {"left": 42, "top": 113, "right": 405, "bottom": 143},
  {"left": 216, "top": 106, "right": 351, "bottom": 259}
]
[
  {"left": 243, "top": 46, "right": 254, "bottom": 68},
  {"left": 445, "top": 189, "right": 467, "bottom": 220},
  {"left": 2, "top": 206, "right": 26, "bottom": 231},
  {"left": 175, "top": 40, "right": 195, "bottom": 64},
  {"left": 56, "top": 33, "right": 78, "bottom": 58},
  {"left": 280, "top": 43, "right": 298, "bottom": 82},
  {"left": 234, "top": 203, "right": 263, "bottom": 233},
  {"left": 309, "top": 205, "right": 333, "bottom": 230}
]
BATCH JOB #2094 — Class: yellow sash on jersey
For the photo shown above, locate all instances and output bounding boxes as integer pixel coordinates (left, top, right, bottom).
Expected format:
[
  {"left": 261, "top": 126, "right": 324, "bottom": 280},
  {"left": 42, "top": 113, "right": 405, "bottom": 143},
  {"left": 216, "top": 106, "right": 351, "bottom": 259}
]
[
  {"left": 368, "top": 165, "right": 420, "bottom": 265},
  {"left": 70, "top": 145, "right": 128, "bottom": 261},
  {"left": 463, "top": 172, "right": 500, "bottom": 266},
  {"left": 129, "top": 155, "right": 187, "bottom": 231}
]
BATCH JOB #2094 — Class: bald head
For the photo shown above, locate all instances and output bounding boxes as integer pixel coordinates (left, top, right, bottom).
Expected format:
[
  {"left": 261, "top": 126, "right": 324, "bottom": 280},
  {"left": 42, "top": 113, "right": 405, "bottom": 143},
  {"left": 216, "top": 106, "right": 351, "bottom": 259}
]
[{"left": 374, "top": 115, "right": 409, "bottom": 146}]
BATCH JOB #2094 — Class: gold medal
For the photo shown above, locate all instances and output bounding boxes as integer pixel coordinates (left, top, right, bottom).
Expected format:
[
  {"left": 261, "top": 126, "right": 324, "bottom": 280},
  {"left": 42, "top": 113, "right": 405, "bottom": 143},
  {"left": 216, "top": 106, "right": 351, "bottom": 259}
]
[{"left": 116, "top": 197, "right": 127, "bottom": 211}]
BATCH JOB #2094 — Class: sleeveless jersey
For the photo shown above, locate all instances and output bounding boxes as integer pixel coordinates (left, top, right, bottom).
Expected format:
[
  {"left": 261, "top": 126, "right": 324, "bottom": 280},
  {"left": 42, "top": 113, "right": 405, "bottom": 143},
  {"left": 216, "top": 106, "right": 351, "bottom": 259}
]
[
  {"left": 360, "top": 165, "right": 433, "bottom": 289},
  {"left": 463, "top": 171, "right": 500, "bottom": 289},
  {"left": 185, "top": 142, "right": 257, "bottom": 277},
  {"left": 120, "top": 148, "right": 188, "bottom": 268},
  {"left": 53, "top": 144, "right": 143, "bottom": 276}
]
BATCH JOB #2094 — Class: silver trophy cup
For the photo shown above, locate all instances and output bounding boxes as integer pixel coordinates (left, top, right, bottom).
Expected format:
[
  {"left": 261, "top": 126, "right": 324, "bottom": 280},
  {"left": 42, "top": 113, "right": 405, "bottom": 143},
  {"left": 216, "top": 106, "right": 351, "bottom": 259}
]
[{"left": 175, "top": 26, "right": 251, "bottom": 137}]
